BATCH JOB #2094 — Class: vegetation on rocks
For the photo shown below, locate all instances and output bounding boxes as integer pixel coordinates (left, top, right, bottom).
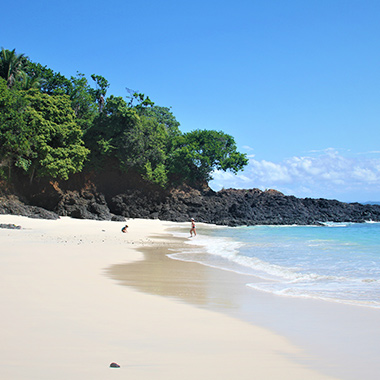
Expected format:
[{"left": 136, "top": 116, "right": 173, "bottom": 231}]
[{"left": 0, "top": 48, "right": 248, "bottom": 189}]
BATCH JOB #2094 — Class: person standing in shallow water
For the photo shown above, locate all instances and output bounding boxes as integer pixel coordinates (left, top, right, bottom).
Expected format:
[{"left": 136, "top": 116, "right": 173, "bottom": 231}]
[{"left": 190, "top": 218, "right": 196, "bottom": 237}]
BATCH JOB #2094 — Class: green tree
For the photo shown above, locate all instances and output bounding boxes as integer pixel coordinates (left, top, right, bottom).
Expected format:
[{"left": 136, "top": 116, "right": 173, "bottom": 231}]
[
  {"left": 90, "top": 74, "right": 109, "bottom": 97},
  {"left": 84, "top": 95, "right": 139, "bottom": 159},
  {"left": 90, "top": 74, "right": 109, "bottom": 112},
  {"left": 127, "top": 115, "right": 168, "bottom": 181},
  {"left": 85, "top": 95, "right": 170, "bottom": 186},
  {"left": 168, "top": 129, "right": 248, "bottom": 186},
  {"left": 69, "top": 73, "right": 98, "bottom": 130},
  {"left": 127, "top": 92, "right": 155, "bottom": 109},
  {"left": 23, "top": 90, "right": 89, "bottom": 181},
  {"left": 143, "top": 162, "right": 168, "bottom": 187},
  {"left": 25, "top": 63, "right": 109, "bottom": 126},
  {"left": 0, "top": 78, "right": 31, "bottom": 178},
  {"left": 0, "top": 48, "right": 27, "bottom": 88},
  {"left": 24, "top": 61, "right": 72, "bottom": 94},
  {"left": 140, "top": 105, "right": 181, "bottom": 138},
  {"left": 70, "top": 73, "right": 94, "bottom": 117}
]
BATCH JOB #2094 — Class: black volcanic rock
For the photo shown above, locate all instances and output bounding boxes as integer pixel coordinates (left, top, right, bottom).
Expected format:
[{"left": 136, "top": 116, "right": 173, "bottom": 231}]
[
  {"left": 56, "top": 190, "right": 125, "bottom": 221},
  {"left": 2, "top": 174, "right": 380, "bottom": 225},
  {"left": 108, "top": 187, "right": 380, "bottom": 226},
  {"left": 0, "top": 195, "right": 59, "bottom": 220}
]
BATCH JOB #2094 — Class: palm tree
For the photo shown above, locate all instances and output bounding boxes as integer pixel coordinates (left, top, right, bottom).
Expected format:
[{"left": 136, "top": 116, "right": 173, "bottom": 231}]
[
  {"left": 0, "top": 48, "right": 27, "bottom": 88},
  {"left": 18, "top": 71, "right": 45, "bottom": 90}
]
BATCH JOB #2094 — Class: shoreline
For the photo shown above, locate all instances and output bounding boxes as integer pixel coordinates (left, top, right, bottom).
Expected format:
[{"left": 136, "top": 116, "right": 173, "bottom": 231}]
[
  {"left": 0, "top": 215, "right": 358, "bottom": 379},
  {"left": 109, "top": 222, "right": 380, "bottom": 380},
  {"left": 2, "top": 187, "right": 380, "bottom": 227}
]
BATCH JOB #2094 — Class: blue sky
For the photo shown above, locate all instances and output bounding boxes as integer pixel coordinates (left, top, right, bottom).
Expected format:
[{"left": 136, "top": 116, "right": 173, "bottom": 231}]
[{"left": 3, "top": 0, "right": 380, "bottom": 202}]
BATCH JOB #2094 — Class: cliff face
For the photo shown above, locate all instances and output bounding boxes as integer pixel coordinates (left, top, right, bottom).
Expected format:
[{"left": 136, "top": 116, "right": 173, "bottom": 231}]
[{"left": 1, "top": 169, "right": 380, "bottom": 225}]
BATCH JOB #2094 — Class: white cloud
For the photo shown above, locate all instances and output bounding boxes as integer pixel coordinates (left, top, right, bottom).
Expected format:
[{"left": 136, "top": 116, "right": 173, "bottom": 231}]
[
  {"left": 250, "top": 160, "right": 292, "bottom": 182},
  {"left": 352, "top": 167, "right": 378, "bottom": 182},
  {"left": 359, "top": 151, "right": 380, "bottom": 155},
  {"left": 210, "top": 149, "right": 380, "bottom": 201}
]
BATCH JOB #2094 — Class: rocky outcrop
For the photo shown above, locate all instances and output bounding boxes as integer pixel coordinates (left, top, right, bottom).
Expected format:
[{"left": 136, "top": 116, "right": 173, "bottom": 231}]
[
  {"left": 0, "top": 174, "right": 125, "bottom": 221},
  {"left": 0, "top": 195, "right": 59, "bottom": 219},
  {"left": 56, "top": 190, "right": 124, "bottom": 221},
  {"left": 108, "top": 187, "right": 380, "bottom": 226},
  {"left": 1, "top": 170, "right": 380, "bottom": 225}
]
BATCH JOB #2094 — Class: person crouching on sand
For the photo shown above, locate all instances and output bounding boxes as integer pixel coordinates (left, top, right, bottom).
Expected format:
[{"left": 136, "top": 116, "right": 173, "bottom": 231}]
[
  {"left": 190, "top": 218, "right": 196, "bottom": 237},
  {"left": 121, "top": 225, "right": 128, "bottom": 233}
]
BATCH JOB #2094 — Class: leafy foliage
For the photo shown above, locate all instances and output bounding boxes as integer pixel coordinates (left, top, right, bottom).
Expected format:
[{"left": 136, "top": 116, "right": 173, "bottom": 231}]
[
  {"left": 23, "top": 90, "right": 89, "bottom": 180},
  {"left": 90, "top": 74, "right": 109, "bottom": 99},
  {"left": 0, "top": 78, "right": 88, "bottom": 181},
  {"left": 0, "top": 78, "right": 31, "bottom": 178},
  {"left": 68, "top": 73, "right": 98, "bottom": 130},
  {"left": 0, "top": 48, "right": 248, "bottom": 187},
  {"left": 24, "top": 61, "right": 72, "bottom": 95},
  {"left": 84, "top": 96, "right": 170, "bottom": 186},
  {"left": 168, "top": 129, "right": 248, "bottom": 184}
]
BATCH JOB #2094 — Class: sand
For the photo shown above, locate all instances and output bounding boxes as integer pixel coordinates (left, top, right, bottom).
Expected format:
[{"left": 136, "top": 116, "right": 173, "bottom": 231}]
[{"left": 0, "top": 215, "right": 341, "bottom": 379}]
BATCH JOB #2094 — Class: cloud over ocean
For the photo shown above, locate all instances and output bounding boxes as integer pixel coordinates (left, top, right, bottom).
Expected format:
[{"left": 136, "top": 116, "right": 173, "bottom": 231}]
[{"left": 210, "top": 148, "right": 380, "bottom": 202}]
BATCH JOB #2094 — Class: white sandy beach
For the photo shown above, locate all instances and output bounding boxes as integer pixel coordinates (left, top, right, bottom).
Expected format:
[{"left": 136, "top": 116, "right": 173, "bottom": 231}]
[{"left": 0, "top": 215, "right": 340, "bottom": 379}]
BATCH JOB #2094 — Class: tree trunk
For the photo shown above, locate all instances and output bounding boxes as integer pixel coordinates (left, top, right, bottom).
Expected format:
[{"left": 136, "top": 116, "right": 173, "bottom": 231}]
[{"left": 29, "top": 167, "right": 35, "bottom": 184}]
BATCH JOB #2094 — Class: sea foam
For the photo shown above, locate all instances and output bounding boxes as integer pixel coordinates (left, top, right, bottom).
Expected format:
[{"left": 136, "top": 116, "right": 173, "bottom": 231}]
[{"left": 168, "top": 223, "right": 380, "bottom": 308}]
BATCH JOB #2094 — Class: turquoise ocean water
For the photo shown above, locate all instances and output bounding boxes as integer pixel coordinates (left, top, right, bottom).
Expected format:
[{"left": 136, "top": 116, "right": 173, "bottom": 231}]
[{"left": 169, "top": 222, "right": 380, "bottom": 308}]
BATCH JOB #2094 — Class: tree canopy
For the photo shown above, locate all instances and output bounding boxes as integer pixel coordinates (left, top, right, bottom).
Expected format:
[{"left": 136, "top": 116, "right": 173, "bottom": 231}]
[
  {"left": 0, "top": 78, "right": 89, "bottom": 181},
  {"left": 0, "top": 48, "right": 248, "bottom": 188},
  {"left": 168, "top": 129, "right": 248, "bottom": 184},
  {"left": 23, "top": 89, "right": 89, "bottom": 180}
]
